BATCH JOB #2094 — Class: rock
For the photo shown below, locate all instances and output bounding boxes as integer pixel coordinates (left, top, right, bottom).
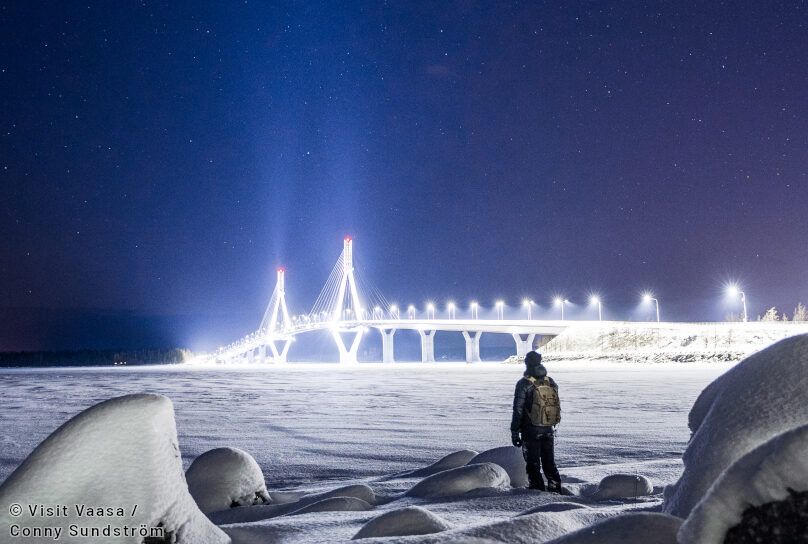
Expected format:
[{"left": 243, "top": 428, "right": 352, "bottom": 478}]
[
  {"left": 468, "top": 446, "right": 528, "bottom": 488},
  {"left": 353, "top": 506, "right": 451, "bottom": 539},
  {"left": 0, "top": 394, "right": 228, "bottom": 544},
  {"left": 186, "top": 447, "right": 270, "bottom": 514},
  {"left": 406, "top": 463, "right": 510, "bottom": 499},
  {"left": 593, "top": 474, "right": 653, "bottom": 500}
]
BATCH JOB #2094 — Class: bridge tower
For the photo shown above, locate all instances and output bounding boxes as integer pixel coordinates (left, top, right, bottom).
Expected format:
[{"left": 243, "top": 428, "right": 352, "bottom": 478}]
[
  {"left": 331, "top": 237, "right": 364, "bottom": 364},
  {"left": 259, "top": 268, "right": 293, "bottom": 363}
]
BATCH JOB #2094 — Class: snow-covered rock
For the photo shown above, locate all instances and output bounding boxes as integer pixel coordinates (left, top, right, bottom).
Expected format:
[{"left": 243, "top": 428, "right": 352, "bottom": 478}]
[
  {"left": 678, "top": 423, "right": 808, "bottom": 544},
  {"left": 406, "top": 463, "right": 510, "bottom": 499},
  {"left": 186, "top": 447, "right": 270, "bottom": 514},
  {"left": 663, "top": 334, "right": 808, "bottom": 517},
  {"left": 286, "top": 496, "right": 373, "bottom": 516},
  {"left": 353, "top": 506, "right": 451, "bottom": 539},
  {"left": 544, "top": 512, "right": 682, "bottom": 544},
  {"left": 396, "top": 449, "right": 478, "bottom": 478},
  {"left": 592, "top": 474, "right": 653, "bottom": 500},
  {"left": 207, "top": 483, "right": 377, "bottom": 524},
  {"left": 0, "top": 394, "right": 228, "bottom": 544},
  {"left": 468, "top": 446, "right": 527, "bottom": 488}
]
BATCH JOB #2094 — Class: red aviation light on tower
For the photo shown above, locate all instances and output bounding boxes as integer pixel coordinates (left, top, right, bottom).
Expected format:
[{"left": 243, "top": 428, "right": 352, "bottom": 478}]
[
  {"left": 277, "top": 267, "right": 285, "bottom": 273},
  {"left": 344, "top": 236, "right": 352, "bottom": 242}
]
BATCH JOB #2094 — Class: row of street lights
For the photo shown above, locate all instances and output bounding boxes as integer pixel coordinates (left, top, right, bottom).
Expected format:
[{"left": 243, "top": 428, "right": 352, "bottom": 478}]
[{"left": 288, "top": 284, "right": 749, "bottom": 325}]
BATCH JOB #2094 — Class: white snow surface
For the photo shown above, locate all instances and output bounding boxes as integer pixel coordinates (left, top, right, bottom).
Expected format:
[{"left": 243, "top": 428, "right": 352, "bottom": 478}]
[
  {"left": 186, "top": 446, "right": 270, "bottom": 513},
  {"left": 663, "top": 334, "right": 808, "bottom": 517},
  {"left": 592, "top": 474, "right": 654, "bottom": 500},
  {"left": 353, "top": 506, "right": 451, "bottom": 539},
  {"left": 678, "top": 422, "right": 808, "bottom": 544},
  {"left": 0, "top": 360, "right": 735, "bottom": 543},
  {"left": 544, "top": 512, "right": 682, "bottom": 544},
  {"left": 0, "top": 393, "right": 227, "bottom": 543},
  {"left": 468, "top": 446, "right": 528, "bottom": 488}
]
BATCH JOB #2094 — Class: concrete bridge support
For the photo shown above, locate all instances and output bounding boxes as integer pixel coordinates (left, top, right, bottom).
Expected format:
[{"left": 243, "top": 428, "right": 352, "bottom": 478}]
[
  {"left": 258, "top": 344, "right": 267, "bottom": 364},
  {"left": 269, "top": 339, "right": 292, "bottom": 364},
  {"left": 332, "top": 329, "right": 364, "bottom": 364},
  {"left": 418, "top": 330, "right": 436, "bottom": 363},
  {"left": 512, "top": 333, "right": 536, "bottom": 358},
  {"left": 462, "top": 331, "right": 483, "bottom": 363},
  {"left": 379, "top": 329, "right": 396, "bottom": 363},
  {"left": 247, "top": 349, "right": 255, "bottom": 364}
]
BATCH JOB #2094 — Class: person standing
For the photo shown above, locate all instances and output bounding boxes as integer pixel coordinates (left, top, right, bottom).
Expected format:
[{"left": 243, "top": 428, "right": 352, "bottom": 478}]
[{"left": 510, "top": 351, "right": 562, "bottom": 492}]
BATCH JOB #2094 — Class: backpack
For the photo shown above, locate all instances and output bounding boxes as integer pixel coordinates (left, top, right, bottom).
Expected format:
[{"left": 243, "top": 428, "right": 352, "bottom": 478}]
[{"left": 525, "top": 376, "right": 561, "bottom": 426}]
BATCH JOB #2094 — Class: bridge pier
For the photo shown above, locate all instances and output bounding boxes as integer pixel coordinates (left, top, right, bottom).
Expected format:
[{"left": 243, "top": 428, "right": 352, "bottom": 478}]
[
  {"left": 258, "top": 344, "right": 267, "bottom": 364},
  {"left": 269, "top": 339, "right": 292, "bottom": 364},
  {"left": 462, "top": 331, "right": 483, "bottom": 363},
  {"left": 379, "top": 329, "right": 396, "bottom": 363},
  {"left": 512, "top": 333, "right": 536, "bottom": 358},
  {"left": 418, "top": 330, "right": 436, "bottom": 363},
  {"left": 332, "top": 329, "right": 364, "bottom": 364},
  {"left": 247, "top": 349, "right": 255, "bottom": 364}
]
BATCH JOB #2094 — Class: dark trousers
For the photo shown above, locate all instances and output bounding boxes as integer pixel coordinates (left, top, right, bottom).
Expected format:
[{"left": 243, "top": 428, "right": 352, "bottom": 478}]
[{"left": 521, "top": 432, "right": 561, "bottom": 491}]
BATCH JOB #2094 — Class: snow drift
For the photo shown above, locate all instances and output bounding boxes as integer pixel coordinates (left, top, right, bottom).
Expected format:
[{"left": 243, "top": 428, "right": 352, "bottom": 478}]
[
  {"left": 468, "top": 446, "right": 527, "bottom": 488},
  {"left": 406, "top": 462, "right": 510, "bottom": 499},
  {"left": 663, "top": 334, "right": 808, "bottom": 518},
  {"left": 186, "top": 446, "right": 270, "bottom": 514},
  {"left": 0, "top": 393, "right": 228, "bottom": 544},
  {"left": 353, "top": 505, "right": 451, "bottom": 539},
  {"left": 678, "top": 423, "right": 808, "bottom": 544},
  {"left": 390, "top": 449, "right": 478, "bottom": 479}
]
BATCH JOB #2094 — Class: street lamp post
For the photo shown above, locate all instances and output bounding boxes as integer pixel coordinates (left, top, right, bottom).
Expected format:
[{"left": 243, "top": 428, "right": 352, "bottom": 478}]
[
  {"left": 408, "top": 305, "right": 415, "bottom": 320},
  {"left": 554, "top": 298, "right": 568, "bottom": 320},
  {"left": 643, "top": 293, "right": 660, "bottom": 322},
  {"left": 471, "top": 301, "right": 479, "bottom": 320},
  {"left": 448, "top": 302, "right": 456, "bottom": 320},
  {"left": 727, "top": 286, "right": 748, "bottom": 322},
  {"left": 390, "top": 304, "right": 399, "bottom": 320},
  {"left": 496, "top": 300, "right": 504, "bottom": 320},
  {"left": 523, "top": 299, "right": 533, "bottom": 320},
  {"left": 427, "top": 303, "right": 435, "bottom": 320},
  {"left": 590, "top": 296, "right": 602, "bottom": 321}
]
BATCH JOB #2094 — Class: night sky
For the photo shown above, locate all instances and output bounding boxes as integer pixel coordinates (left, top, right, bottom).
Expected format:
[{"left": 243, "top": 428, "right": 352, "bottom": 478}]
[{"left": 2, "top": 2, "right": 807, "bottom": 351}]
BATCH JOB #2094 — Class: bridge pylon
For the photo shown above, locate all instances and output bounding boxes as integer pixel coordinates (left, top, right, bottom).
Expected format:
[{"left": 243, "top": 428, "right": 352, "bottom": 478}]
[
  {"left": 331, "top": 237, "right": 364, "bottom": 363},
  {"left": 259, "top": 268, "right": 293, "bottom": 363}
]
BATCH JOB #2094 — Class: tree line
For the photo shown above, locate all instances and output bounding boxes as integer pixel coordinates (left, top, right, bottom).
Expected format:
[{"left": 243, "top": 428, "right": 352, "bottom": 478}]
[{"left": 0, "top": 348, "right": 193, "bottom": 368}]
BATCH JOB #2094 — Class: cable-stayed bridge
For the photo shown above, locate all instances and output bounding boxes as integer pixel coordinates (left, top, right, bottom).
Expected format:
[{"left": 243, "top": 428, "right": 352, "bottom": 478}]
[{"left": 211, "top": 237, "right": 573, "bottom": 364}]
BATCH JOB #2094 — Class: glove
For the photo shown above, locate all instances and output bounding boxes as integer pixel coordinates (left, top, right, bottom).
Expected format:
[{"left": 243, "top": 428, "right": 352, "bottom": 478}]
[{"left": 511, "top": 433, "right": 522, "bottom": 447}]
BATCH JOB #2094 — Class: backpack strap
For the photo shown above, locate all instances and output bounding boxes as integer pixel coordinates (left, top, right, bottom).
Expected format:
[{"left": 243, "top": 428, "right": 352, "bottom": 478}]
[{"left": 525, "top": 376, "right": 537, "bottom": 385}]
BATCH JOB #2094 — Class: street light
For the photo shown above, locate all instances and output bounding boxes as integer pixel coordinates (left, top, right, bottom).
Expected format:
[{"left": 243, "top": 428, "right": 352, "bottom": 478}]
[
  {"left": 590, "top": 296, "right": 602, "bottom": 321},
  {"left": 522, "top": 298, "right": 534, "bottom": 320},
  {"left": 643, "top": 293, "right": 660, "bottom": 322},
  {"left": 390, "top": 304, "right": 399, "bottom": 320},
  {"left": 471, "top": 301, "right": 479, "bottom": 320},
  {"left": 447, "top": 301, "right": 456, "bottom": 320},
  {"left": 427, "top": 302, "right": 435, "bottom": 320},
  {"left": 407, "top": 304, "right": 415, "bottom": 320},
  {"left": 726, "top": 285, "right": 748, "bottom": 322},
  {"left": 554, "top": 298, "right": 568, "bottom": 320},
  {"left": 496, "top": 300, "right": 505, "bottom": 320}
]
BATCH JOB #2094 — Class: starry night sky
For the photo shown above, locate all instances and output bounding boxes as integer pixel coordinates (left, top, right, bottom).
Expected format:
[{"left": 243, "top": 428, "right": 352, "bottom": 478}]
[{"left": 1, "top": 1, "right": 806, "bottom": 351}]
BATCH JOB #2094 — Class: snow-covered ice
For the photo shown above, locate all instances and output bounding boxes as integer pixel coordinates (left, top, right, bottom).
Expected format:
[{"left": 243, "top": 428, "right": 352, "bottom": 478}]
[
  {"left": 663, "top": 334, "right": 808, "bottom": 518},
  {"left": 544, "top": 512, "right": 682, "bottom": 544},
  {"left": 0, "top": 393, "right": 227, "bottom": 543},
  {"left": 0, "top": 359, "right": 741, "bottom": 543},
  {"left": 186, "top": 446, "right": 270, "bottom": 514}
]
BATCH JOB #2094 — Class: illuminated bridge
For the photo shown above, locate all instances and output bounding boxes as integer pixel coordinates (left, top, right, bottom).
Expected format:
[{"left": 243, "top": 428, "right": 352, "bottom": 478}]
[{"left": 212, "top": 238, "right": 578, "bottom": 364}]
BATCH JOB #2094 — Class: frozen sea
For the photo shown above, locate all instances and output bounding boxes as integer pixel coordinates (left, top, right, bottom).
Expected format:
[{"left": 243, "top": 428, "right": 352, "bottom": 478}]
[{"left": 0, "top": 361, "right": 732, "bottom": 489}]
